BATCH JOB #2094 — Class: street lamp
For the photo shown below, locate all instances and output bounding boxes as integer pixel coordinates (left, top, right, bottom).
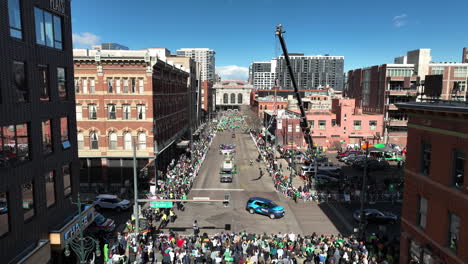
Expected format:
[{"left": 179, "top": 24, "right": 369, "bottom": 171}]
[{"left": 65, "top": 193, "right": 101, "bottom": 264}]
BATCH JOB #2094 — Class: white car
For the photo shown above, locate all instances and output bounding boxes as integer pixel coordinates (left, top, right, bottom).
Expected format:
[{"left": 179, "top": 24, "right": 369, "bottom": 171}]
[{"left": 93, "top": 194, "right": 131, "bottom": 212}]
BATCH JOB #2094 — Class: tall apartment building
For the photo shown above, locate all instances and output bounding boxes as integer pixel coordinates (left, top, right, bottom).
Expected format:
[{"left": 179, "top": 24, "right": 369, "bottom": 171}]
[
  {"left": 0, "top": 0, "right": 87, "bottom": 262},
  {"left": 176, "top": 48, "right": 215, "bottom": 81},
  {"left": 346, "top": 49, "right": 468, "bottom": 147},
  {"left": 276, "top": 54, "right": 345, "bottom": 90},
  {"left": 397, "top": 101, "right": 468, "bottom": 263},
  {"left": 74, "top": 48, "right": 189, "bottom": 188}
]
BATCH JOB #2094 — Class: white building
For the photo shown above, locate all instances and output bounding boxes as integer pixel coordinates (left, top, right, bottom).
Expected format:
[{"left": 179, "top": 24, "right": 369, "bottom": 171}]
[
  {"left": 214, "top": 80, "right": 254, "bottom": 110},
  {"left": 176, "top": 48, "right": 215, "bottom": 81},
  {"left": 249, "top": 60, "right": 278, "bottom": 89}
]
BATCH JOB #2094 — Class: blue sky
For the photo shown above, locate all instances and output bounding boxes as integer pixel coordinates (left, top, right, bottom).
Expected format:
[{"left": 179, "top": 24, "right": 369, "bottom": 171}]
[{"left": 71, "top": 0, "right": 468, "bottom": 80}]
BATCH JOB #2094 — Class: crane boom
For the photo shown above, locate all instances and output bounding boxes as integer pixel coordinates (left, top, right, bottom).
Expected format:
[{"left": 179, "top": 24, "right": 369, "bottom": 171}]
[{"left": 275, "top": 24, "right": 314, "bottom": 154}]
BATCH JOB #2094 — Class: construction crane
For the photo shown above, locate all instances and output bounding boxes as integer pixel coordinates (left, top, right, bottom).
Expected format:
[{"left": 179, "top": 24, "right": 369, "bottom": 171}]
[{"left": 275, "top": 24, "right": 315, "bottom": 156}]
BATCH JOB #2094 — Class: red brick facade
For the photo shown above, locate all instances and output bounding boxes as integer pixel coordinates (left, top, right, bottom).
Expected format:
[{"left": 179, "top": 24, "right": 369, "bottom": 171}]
[
  {"left": 398, "top": 103, "right": 468, "bottom": 263},
  {"left": 201, "top": 81, "right": 214, "bottom": 115}
]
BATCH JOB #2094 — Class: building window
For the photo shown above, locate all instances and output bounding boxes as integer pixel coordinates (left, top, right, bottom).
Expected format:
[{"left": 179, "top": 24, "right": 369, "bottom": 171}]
[
  {"left": 107, "top": 78, "right": 113, "bottom": 93},
  {"left": 34, "top": 8, "right": 62, "bottom": 49},
  {"left": 22, "top": 182, "right": 34, "bottom": 221},
  {"left": 353, "top": 120, "right": 362, "bottom": 130},
  {"left": 122, "top": 104, "right": 131, "bottom": 120},
  {"left": 331, "top": 119, "right": 336, "bottom": 126},
  {"left": 295, "top": 124, "right": 300, "bottom": 133},
  {"left": 0, "top": 192, "right": 9, "bottom": 236},
  {"left": 42, "top": 120, "right": 52, "bottom": 154},
  {"left": 138, "top": 79, "right": 144, "bottom": 93},
  {"left": 76, "top": 105, "right": 82, "bottom": 120},
  {"left": 138, "top": 133, "right": 146, "bottom": 150},
  {"left": 88, "top": 104, "right": 97, "bottom": 120},
  {"left": 8, "top": 0, "right": 22, "bottom": 38},
  {"left": 319, "top": 120, "right": 326, "bottom": 130},
  {"left": 90, "top": 132, "right": 99, "bottom": 149},
  {"left": 0, "top": 124, "right": 29, "bottom": 166},
  {"left": 309, "top": 120, "right": 314, "bottom": 129},
  {"left": 77, "top": 132, "right": 84, "bottom": 149},
  {"left": 62, "top": 164, "right": 71, "bottom": 196},
  {"left": 109, "top": 132, "right": 117, "bottom": 150},
  {"left": 13, "top": 61, "right": 28, "bottom": 102},
  {"left": 238, "top": 93, "right": 243, "bottom": 104},
  {"left": 123, "top": 79, "right": 129, "bottom": 93},
  {"left": 74, "top": 78, "right": 80, "bottom": 93},
  {"left": 230, "top": 93, "right": 235, "bottom": 104},
  {"left": 369, "top": 120, "right": 377, "bottom": 130},
  {"left": 131, "top": 78, "right": 136, "bottom": 93},
  {"left": 223, "top": 93, "right": 228, "bottom": 104},
  {"left": 45, "top": 171, "right": 55, "bottom": 207},
  {"left": 115, "top": 79, "right": 121, "bottom": 93},
  {"left": 454, "top": 67, "right": 467, "bottom": 78},
  {"left": 38, "top": 65, "right": 49, "bottom": 101},
  {"left": 137, "top": 105, "right": 146, "bottom": 120},
  {"left": 287, "top": 124, "right": 292, "bottom": 133},
  {"left": 124, "top": 133, "right": 132, "bottom": 150},
  {"left": 421, "top": 142, "right": 431, "bottom": 176},
  {"left": 82, "top": 79, "right": 88, "bottom": 93},
  {"left": 264, "top": 105, "right": 268, "bottom": 110},
  {"left": 431, "top": 66, "right": 444, "bottom": 75},
  {"left": 418, "top": 196, "right": 427, "bottom": 229},
  {"left": 60, "top": 117, "right": 69, "bottom": 149},
  {"left": 57, "top": 67, "right": 66, "bottom": 99},
  {"left": 259, "top": 105, "right": 262, "bottom": 110},
  {"left": 107, "top": 104, "right": 116, "bottom": 120},
  {"left": 453, "top": 150, "right": 465, "bottom": 189},
  {"left": 89, "top": 78, "right": 95, "bottom": 94},
  {"left": 448, "top": 213, "right": 460, "bottom": 252}
]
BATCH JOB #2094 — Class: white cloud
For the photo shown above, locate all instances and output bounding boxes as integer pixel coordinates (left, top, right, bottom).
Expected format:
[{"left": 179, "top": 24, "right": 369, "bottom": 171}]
[
  {"left": 393, "top": 14, "right": 408, "bottom": 28},
  {"left": 216, "top": 65, "right": 249, "bottom": 81},
  {"left": 72, "top": 32, "right": 101, "bottom": 48}
]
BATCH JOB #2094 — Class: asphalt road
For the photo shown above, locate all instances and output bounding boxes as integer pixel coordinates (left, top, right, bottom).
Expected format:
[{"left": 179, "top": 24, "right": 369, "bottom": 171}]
[{"left": 164, "top": 130, "right": 344, "bottom": 235}]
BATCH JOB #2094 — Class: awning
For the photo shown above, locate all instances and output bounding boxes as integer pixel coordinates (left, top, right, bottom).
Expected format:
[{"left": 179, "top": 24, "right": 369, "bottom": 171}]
[{"left": 176, "top": 140, "right": 190, "bottom": 148}]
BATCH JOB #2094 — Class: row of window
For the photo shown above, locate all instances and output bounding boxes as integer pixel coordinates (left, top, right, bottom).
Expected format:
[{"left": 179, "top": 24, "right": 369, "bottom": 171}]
[
  {"left": 417, "top": 196, "right": 460, "bottom": 253},
  {"left": 8, "top": 1, "right": 63, "bottom": 50},
  {"left": 74, "top": 77, "right": 145, "bottom": 94},
  {"left": 300, "top": 120, "right": 378, "bottom": 130},
  {"left": 0, "top": 119, "right": 69, "bottom": 168},
  {"left": 260, "top": 104, "right": 285, "bottom": 110},
  {"left": 0, "top": 164, "right": 72, "bottom": 237},
  {"left": 78, "top": 132, "right": 147, "bottom": 151},
  {"left": 76, "top": 104, "right": 146, "bottom": 120},
  {"left": 420, "top": 143, "right": 465, "bottom": 188},
  {"left": 222, "top": 93, "right": 243, "bottom": 104}
]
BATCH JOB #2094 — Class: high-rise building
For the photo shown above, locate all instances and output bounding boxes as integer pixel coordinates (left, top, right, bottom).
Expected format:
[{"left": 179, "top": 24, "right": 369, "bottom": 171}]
[
  {"left": 0, "top": 0, "right": 86, "bottom": 262},
  {"left": 394, "top": 56, "right": 408, "bottom": 64},
  {"left": 397, "top": 101, "right": 468, "bottom": 263},
  {"left": 176, "top": 48, "right": 215, "bottom": 81},
  {"left": 249, "top": 60, "right": 278, "bottom": 89},
  {"left": 101, "top": 43, "right": 129, "bottom": 50},
  {"left": 74, "top": 48, "right": 189, "bottom": 188},
  {"left": 276, "top": 54, "right": 345, "bottom": 90}
]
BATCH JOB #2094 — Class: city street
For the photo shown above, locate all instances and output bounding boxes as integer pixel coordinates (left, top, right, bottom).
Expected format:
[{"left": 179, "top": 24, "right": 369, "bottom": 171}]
[{"left": 163, "top": 129, "right": 347, "bottom": 235}]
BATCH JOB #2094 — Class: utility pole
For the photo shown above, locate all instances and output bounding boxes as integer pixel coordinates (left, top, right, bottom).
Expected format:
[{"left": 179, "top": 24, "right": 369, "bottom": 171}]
[
  {"left": 358, "top": 141, "right": 370, "bottom": 240},
  {"left": 154, "top": 140, "right": 159, "bottom": 194},
  {"left": 133, "top": 137, "right": 139, "bottom": 233}
]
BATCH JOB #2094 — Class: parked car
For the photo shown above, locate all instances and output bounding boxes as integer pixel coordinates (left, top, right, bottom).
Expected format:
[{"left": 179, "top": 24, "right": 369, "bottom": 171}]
[
  {"left": 353, "top": 209, "right": 398, "bottom": 224},
  {"left": 88, "top": 213, "right": 116, "bottom": 233},
  {"left": 314, "top": 174, "right": 340, "bottom": 185},
  {"left": 337, "top": 150, "right": 361, "bottom": 158},
  {"left": 246, "top": 197, "right": 284, "bottom": 219},
  {"left": 93, "top": 194, "right": 131, "bottom": 212},
  {"left": 339, "top": 153, "right": 360, "bottom": 162}
]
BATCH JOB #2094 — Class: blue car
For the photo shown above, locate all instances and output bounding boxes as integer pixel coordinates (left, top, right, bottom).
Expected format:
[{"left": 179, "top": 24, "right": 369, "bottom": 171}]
[{"left": 246, "top": 197, "right": 285, "bottom": 219}]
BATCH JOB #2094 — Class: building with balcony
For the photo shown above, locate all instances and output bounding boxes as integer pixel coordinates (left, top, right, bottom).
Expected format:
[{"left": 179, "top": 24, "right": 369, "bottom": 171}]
[
  {"left": 0, "top": 0, "right": 91, "bottom": 262},
  {"left": 74, "top": 48, "right": 189, "bottom": 189},
  {"left": 214, "top": 80, "right": 254, "bottom": 110},
  {"left": 397, "top": 101, "right": 468, "bottom": 263},
  {"left": 176, "top": 48, "right": 215, "bottom": 81}
]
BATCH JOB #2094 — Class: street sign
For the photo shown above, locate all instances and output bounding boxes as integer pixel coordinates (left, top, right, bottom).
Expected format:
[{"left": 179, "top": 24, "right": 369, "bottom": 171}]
[{"left": 149, "top": 201, "right": 173, "bottom": 208}]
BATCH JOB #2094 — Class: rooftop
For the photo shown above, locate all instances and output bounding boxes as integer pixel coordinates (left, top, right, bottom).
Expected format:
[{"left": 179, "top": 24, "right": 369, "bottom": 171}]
[{"left": 396, "top": 100, "right": 468, "bottom": 114}]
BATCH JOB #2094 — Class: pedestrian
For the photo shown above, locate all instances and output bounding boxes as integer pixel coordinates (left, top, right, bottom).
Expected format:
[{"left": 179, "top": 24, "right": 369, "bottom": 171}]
[{"left": 193, "top": 220, "right": 200, "bottom": 236}]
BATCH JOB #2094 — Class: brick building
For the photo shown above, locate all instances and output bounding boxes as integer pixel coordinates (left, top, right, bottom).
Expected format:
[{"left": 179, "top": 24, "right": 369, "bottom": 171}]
[
  {"left": 0, "top": 0, "right": 88, "bottom": 262},
  {"left": 253, "top": 96, "right": 288, "bottom": 119},
  {"left": 397, "top": 101, "right": 468, "bottom": 263},
  {"left": 74, "top": 48, "right": 189, "bottom": 188},
  {"left": 201, "top": 81, "right": 214, "bottom": 118},
  {"left": 463, "top": 47, "right": 468, "bottom": 63}
]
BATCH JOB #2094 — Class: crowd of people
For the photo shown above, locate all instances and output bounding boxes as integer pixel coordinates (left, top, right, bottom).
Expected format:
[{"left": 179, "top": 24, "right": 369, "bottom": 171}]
[{"left": 100, "top": 230, "right": 399, "bottom": 263}]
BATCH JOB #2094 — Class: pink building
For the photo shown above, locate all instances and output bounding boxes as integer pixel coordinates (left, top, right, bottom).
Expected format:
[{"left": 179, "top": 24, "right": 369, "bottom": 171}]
[{"left": 272, "top": 98, "right": 384, "bottom": 149}]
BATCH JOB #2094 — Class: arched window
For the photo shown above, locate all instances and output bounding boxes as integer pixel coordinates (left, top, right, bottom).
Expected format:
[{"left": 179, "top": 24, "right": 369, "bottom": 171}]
[
  {"left": 77, "top": 132, "right": 84, "bottom": 149},
  {"left": 138, "top": 133, "right": 146, "bottom": 150},
  {"left": 238, "top": 93, "right": 243, "bottom": 104},
  {"left": 124, "top": 133, "right": 132, "bottom": 150},
  {"left": 230, "top": 93, "right": 235, "bottom": 104},
  {"left": 90, "top": 132, "right": 99, "bottom": 149},
  {"left": 223, "top": 93, "right": 228, "bottom": 104},
  {"left": 109, "top": 132, "right": 117, "bottom": 150}
]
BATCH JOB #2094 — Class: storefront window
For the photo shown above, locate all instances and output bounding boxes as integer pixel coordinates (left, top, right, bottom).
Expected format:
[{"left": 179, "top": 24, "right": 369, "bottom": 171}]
[
  {"left": 42, "top": 120, "right": 52, "bottom": 154},
  {"left": 45, "top": 171, "right": 55, "bottom": 207},
  {"left": 62, "top": 164, "right": 71, "bottom": 196}
]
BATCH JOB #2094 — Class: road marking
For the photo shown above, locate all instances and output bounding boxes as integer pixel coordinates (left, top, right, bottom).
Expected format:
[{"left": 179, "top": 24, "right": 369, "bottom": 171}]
[
  {"left": 191, "top": 188, "right": 245, "bottom": 191},
  {"left": 193, "top": 197, "right": 210, "bottom": 200}
]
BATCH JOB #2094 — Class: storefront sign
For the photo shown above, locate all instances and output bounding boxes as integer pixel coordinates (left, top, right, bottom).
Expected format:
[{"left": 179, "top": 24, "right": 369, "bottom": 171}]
[
  {"left": 63, "top": 209, "right": 94, "bottom": 242},
  {"left": 50, "top": 206, "right": 95, "bottom": 248}
]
